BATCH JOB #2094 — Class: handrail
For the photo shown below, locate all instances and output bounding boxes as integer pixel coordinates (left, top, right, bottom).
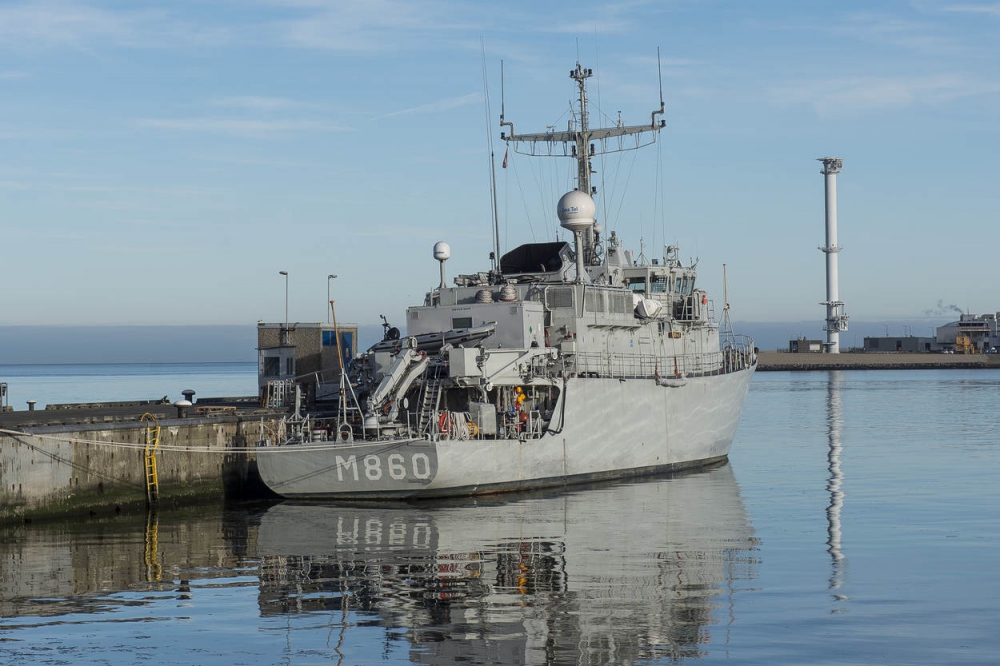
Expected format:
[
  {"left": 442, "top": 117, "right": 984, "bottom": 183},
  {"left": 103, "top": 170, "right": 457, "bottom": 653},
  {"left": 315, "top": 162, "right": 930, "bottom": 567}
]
[{"left": 566, "top": 335, "right": 756, "bottom": 379}]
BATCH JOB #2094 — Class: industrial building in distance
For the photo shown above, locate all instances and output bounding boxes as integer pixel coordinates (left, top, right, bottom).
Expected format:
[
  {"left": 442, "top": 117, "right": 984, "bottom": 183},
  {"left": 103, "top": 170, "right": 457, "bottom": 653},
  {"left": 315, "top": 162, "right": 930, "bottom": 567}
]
[
  {"left": 865, "top": 313, "right": 999, "bottom": 354},
  {"left": 790, "top": 313, "right": 1000, "bottom": 354}
]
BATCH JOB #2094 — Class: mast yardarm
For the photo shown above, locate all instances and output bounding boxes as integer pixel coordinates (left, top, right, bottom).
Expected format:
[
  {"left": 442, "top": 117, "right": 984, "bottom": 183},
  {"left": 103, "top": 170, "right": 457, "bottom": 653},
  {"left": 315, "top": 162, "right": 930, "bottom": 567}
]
[{"left": 500, "top": 62, "right": 665, "bottom": 265}]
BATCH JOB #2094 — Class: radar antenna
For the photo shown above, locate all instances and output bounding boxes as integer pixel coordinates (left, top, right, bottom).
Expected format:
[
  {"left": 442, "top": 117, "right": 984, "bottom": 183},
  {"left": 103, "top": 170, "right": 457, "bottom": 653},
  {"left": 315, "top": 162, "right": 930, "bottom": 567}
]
[{"left": 500, "top": 57, "right": 666, "bottom": 266}]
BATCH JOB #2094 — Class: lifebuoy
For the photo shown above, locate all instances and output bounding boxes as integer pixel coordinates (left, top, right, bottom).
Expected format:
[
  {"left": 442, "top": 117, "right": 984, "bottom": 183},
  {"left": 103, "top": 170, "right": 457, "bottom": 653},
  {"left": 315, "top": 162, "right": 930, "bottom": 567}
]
[{"left": 438, "top": 412, "right": 452, "bottom": 434}]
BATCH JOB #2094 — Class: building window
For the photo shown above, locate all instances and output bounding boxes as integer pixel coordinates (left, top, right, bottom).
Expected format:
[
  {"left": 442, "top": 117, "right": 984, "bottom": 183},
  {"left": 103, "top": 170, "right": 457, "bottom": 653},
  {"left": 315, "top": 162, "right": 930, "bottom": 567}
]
[
  {"left": 263, "top": 357, "right": 279, "bottom": 377},
  {"left": 286, "top": 357, "right": 294, "bottom": 376},
  {"left": 340, "top": 332, "right": 353, "bottom": 366}
]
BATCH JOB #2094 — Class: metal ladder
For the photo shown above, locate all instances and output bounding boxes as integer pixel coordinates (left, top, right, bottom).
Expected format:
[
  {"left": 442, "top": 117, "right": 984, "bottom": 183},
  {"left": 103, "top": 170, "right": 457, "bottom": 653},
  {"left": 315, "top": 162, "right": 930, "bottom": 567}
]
[
  {"left": 141, "top": 413, "right": 160, "bottom": 509},
  {"left": 144, "top": 510, "right": 162, "bottom": 582},
  {"left": 417, "top": 378, "right": 443, "bottom": 435}
]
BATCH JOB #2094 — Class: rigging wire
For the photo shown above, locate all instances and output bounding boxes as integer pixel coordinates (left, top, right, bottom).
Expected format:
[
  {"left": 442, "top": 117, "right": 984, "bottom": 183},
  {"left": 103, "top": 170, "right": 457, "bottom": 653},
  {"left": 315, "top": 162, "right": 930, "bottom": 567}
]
[
  {"left": 480, "top": 40, "right": 500, "bottom": 269},
  {"left": 595, "top": 36, "right": 610, "bottom": 237},
  {"left": 507, "top": 154, "right": 537, "bottom": 242},
  {"left": 657, "top": 47, "right": 668, "bottom": 260},
  {"left": 611, "top": 148, "right": 641, "bottom": 232}
]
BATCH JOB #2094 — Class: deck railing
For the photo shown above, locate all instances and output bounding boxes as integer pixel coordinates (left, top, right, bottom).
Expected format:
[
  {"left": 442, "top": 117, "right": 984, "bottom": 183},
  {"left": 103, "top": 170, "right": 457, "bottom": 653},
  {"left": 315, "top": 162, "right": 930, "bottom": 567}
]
[{"left": 566, "top": 335, "right": 756, "bottom": 379}]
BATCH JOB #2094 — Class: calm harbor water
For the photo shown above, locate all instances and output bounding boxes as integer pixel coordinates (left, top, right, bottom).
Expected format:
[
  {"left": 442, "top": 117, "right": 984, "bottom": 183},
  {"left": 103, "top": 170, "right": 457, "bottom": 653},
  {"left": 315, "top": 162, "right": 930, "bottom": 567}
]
[
  {"left": 0, "top": 362, "right": 258, "bottom": 409},
  {"left": 2, "top": 368, "right": 999, "bottom": 664}
]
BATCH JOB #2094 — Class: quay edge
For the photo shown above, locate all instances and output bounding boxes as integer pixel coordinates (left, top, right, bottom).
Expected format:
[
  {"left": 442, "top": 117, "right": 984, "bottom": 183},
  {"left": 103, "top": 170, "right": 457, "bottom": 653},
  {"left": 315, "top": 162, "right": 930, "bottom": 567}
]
[
  {"left": 0, "top": 414, "right": 281, "bottom": 525},
  {"left": 757, "top": 350, "right": 1000, "bottom": 371}
]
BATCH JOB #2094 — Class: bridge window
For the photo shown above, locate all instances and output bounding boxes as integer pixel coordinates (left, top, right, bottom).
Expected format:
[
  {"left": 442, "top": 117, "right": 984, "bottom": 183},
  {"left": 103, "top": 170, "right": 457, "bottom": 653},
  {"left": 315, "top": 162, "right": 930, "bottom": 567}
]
[
  {"left": 626, "top": 277, "right": 646, "bottom": 293},
  {"left": 675, "top": 277, "right": 694, "bottom": 295}
]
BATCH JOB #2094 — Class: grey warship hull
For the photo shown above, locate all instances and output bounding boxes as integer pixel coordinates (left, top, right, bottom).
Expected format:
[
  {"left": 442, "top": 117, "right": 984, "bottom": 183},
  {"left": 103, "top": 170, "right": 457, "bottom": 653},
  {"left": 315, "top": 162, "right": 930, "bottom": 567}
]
[{"left": 257, "top": 365, "right": 754, "bottom": 499}]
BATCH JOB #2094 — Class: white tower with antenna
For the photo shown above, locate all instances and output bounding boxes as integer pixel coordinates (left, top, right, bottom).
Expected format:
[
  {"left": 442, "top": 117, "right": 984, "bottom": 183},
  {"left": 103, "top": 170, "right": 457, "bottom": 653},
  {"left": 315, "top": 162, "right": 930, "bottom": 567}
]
[{"left": 819, "top": 157, "right": 849, "bottom": 353}]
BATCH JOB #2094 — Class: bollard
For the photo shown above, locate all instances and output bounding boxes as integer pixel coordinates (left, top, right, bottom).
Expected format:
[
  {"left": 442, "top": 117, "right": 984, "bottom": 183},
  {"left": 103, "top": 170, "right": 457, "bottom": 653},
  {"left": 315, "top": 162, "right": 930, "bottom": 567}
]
[
  {"left": 27, "top": 400, "right": 37, "bottom": 411},
  {"left": 182, "top": 389, "right": 196, "bottom": 404},
  {"left": 173, "top": 399, "right": 192, "bottom": 418}
]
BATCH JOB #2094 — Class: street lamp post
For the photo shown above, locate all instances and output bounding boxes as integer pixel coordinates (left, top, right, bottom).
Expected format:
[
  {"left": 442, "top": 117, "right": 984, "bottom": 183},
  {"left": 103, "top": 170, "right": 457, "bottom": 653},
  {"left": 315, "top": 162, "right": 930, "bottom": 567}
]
[
  {"left": 279, "top": 271, "right": 289, "bottom": 345},
  {"left": 327, "top": 274, "right": 338, "bottom": 323}
]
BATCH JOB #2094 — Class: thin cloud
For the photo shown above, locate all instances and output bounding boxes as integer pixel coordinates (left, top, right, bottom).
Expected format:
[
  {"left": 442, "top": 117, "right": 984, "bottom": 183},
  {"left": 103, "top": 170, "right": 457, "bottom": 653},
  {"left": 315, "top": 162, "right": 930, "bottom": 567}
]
[
  {"left": 539, "top": 18, "right": 634, "bottom": 35},
  {"left": 0, "top": 70, "right": 29, "bottom": 79},
  {"left": 0, "top": 1, "right": 233, "bottom": 51},
  {"left": 373, "top": 92, "right": 481, "bottom": 120},
  {"left": 943, "top": 3, "right": 1000, "bottom": 15},
  {"left": 0, "top": 1, "right": 133, "bottom": 48},
  {"left": 833, "top": 11, "right": 961, "bottom": 54},
  {"left": 770, "top": 73, "right": 1000, "bottom": 116},
  {"left": 273, "top": 0, "right": 477, "bottom": 51},
  {"left": 134, "top": 117, "right": 353, "bottom": 136},
  {"left": 210, "top": 96, "right": 307, "bottom": 111}
]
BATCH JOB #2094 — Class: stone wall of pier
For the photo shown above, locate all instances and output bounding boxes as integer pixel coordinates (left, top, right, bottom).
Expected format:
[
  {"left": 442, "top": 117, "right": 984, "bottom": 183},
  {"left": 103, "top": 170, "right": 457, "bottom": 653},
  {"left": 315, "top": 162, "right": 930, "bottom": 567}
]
[{"left": 0, "top": 416, "right": 278, "bottom": 523}]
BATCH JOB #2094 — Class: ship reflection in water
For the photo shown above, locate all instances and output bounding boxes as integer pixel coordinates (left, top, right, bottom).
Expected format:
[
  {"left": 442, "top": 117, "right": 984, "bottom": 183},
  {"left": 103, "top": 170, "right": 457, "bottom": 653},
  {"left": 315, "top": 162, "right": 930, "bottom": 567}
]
[
  {"left": 0, "top": 464, "right": 758, "bottom": 665},
  {"left": 256, "top": 463, "right": 759, "bottom": 665}
]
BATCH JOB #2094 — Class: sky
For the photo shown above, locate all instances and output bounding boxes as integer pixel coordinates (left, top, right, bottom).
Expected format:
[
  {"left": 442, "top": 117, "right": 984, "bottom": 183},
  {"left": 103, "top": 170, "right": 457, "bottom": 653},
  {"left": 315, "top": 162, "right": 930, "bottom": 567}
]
[{"left": 1, "top": 0, "right": 998, "bottom": 331}]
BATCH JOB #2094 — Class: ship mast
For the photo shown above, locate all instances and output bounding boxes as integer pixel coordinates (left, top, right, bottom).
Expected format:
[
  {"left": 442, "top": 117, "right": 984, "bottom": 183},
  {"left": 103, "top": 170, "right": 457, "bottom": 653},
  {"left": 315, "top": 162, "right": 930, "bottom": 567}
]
[{"left": 500, "top": 62, "right": 666, "bottom": 266}]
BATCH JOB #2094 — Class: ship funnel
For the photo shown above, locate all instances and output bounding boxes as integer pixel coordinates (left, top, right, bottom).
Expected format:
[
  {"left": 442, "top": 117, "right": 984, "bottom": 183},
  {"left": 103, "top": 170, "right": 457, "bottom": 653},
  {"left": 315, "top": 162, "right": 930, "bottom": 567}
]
[{"left": 557, "top": 191, "right": 595, "bottom": 284}]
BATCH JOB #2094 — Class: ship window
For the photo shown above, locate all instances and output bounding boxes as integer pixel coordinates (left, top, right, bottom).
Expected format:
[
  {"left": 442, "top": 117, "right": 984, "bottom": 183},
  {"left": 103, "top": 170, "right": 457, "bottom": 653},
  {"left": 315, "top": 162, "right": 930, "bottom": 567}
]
[
  {"left": 626, "top": 277, "right": 646, "bottom": 293},
  {"left": 650, "top": 275, "right": 668, "bottom": 293},
  {"left": 285, "top": 357, "right": 294, "bottom": 375},
  {"left": 263, "top": 357, "right": 279, "bottom": 377},
  {"left": 675, "top": 277, "right": 694, "bottom": 295},
  {"left": 452, "top": 317, "right": 473, "bottom": 329}
]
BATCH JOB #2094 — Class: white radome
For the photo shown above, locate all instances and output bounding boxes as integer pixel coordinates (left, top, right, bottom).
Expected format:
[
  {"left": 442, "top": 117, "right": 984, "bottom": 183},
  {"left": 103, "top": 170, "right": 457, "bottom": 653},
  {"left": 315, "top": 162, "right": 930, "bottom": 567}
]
[
  {"left": 433, "top": 241, "right": 451, "bottom": 262},
  {"left": 557, "top": 190, "right": 596, "bottom": 232}
]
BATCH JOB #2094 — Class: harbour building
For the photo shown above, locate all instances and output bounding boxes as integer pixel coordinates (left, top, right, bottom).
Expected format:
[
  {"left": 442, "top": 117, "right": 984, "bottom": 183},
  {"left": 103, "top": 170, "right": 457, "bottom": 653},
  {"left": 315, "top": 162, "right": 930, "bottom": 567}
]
[
  {"left": 862, "top": 313, "right": 999, "bottom": 354},
  {"left": 257, "top": 322, "right": 358, "bottom": 406}
]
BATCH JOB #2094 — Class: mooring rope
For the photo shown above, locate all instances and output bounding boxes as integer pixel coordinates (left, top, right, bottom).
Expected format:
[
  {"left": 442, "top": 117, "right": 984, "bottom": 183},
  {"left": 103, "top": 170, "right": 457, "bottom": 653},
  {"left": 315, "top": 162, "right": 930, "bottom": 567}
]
[{"left": 0, "top": 427, "right": 419, "bottom": 454}]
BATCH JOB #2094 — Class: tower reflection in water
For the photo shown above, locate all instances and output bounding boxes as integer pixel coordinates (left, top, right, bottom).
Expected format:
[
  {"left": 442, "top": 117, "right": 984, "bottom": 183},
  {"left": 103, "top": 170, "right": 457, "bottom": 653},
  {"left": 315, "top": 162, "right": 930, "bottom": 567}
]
[
  {"left": 826, "top": 370, "right": 847, "bottom": 603},
  {"left": 257, "top": 463, "right": 760, "bottom": 665}
]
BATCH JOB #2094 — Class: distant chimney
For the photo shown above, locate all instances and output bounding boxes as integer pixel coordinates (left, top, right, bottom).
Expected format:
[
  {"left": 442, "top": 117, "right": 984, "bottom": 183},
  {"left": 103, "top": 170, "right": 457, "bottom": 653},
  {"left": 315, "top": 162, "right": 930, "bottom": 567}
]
[{"left": 818, "top": 157, "right": 849, "bottom": 353}]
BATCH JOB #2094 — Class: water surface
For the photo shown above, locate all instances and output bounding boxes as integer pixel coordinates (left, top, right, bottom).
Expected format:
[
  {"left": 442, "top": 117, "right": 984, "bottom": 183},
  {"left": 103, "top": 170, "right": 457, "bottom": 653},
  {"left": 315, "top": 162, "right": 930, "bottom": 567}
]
[
  {"left": 0, "top": 362, "right": 257, "bottom": 409},
  {"left": 1, "top": 369, "right": 998, "bottom": 664}
]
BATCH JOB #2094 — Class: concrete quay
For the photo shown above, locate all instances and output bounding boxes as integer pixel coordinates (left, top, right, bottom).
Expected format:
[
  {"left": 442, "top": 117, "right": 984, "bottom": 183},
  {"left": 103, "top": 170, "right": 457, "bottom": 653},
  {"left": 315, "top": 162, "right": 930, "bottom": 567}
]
[
  {"left": 0, "top": 398, "right": 284, "bottom": 524},
  {"left": 757, "top": 351, "right": 1000, "bottom": 371}
]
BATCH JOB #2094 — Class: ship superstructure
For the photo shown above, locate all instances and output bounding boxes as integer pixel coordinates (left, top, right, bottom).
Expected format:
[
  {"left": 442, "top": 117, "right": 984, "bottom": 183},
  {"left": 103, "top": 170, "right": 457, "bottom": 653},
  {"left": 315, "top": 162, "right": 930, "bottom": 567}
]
[{"left": 255, "top": 62, "right": 757, "bottom": 499}]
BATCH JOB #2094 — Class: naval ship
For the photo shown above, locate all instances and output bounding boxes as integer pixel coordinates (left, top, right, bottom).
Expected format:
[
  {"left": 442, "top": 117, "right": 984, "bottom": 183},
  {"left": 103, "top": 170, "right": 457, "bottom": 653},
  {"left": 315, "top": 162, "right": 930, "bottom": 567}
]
[{"left": 256, "top": 62, "right": 757, "bottom": 499}]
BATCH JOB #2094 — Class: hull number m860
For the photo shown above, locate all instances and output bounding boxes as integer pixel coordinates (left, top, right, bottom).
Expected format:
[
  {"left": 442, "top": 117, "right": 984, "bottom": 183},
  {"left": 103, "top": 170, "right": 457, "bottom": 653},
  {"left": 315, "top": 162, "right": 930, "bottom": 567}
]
[{"left": 333, "top": 451, "right": 433, "bottom": 484}]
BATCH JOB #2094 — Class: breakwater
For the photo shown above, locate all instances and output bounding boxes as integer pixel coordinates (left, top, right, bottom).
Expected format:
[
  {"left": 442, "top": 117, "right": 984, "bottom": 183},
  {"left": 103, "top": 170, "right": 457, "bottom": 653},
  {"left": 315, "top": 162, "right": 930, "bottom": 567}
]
[
  {"left": 757, "top": 351, "right": 1000, "bottom": 371},
  {"left": 0, "top": 408, "right": 281, "bottom": 524}
]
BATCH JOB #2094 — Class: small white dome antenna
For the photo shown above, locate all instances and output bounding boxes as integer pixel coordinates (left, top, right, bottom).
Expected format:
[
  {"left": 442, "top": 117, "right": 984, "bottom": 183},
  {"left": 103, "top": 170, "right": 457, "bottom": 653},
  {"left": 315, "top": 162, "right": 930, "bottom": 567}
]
[
  {"left": 557, "top": 191, "right": 596, "bottom": 284},
  {"left": 433, "top": 241, "right": 451, "bottom": 290}
]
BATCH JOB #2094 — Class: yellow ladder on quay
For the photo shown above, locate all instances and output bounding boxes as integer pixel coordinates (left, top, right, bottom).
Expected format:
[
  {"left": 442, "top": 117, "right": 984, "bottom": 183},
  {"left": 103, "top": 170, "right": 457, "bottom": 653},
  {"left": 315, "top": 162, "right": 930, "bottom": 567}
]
[{"left": 141, "top": 413, "right": 160, "bottom": 508}]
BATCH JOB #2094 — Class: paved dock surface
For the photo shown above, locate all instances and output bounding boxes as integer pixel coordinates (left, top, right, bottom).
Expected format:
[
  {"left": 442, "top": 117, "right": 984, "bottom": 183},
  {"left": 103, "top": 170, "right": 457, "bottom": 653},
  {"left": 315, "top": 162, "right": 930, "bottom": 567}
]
[
  {"left": 757, "top": 351, "right": 1000, "bottom": 371},
  {"left": 0, "top": 397, "right": 272, "bottom": 429}
]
